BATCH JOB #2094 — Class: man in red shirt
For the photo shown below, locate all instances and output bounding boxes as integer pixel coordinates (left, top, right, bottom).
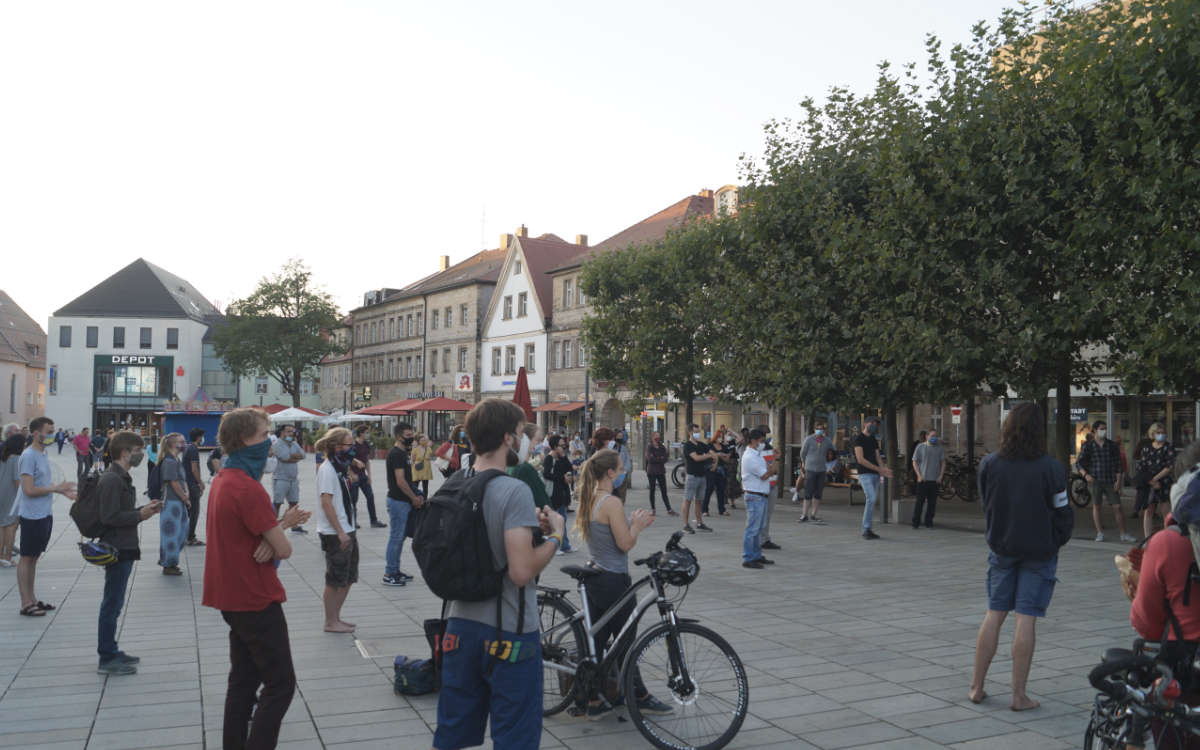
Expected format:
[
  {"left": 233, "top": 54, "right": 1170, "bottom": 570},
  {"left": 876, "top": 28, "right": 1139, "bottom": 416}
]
[{"left": 202, "top": 408, "right": 309, "bottom": 750}]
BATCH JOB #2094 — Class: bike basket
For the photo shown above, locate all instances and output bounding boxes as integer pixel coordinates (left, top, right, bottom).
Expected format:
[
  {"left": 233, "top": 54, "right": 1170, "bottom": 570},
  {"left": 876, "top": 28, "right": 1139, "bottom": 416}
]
[{"left": 657, "top": 548, "right": 700, "bottom": 586}]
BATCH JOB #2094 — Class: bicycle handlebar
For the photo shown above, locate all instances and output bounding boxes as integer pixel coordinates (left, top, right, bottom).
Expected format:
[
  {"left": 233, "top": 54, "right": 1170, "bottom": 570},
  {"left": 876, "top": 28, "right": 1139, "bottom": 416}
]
[
  {"left": 633, "top": 530, "right": 687, "bottom": 568},
  {"left": 1088, "top": 653, "right": 1160, "bottom": 697}
]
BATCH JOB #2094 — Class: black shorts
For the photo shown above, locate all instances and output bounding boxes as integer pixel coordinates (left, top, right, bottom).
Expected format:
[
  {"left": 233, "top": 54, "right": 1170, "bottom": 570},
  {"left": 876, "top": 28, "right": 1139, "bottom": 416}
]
[
  {"left": 19, "top": 516, "right": 53, "bottom": 558},
  {"left": 319, "top": 532, "right": 359, "bottom": 587}
]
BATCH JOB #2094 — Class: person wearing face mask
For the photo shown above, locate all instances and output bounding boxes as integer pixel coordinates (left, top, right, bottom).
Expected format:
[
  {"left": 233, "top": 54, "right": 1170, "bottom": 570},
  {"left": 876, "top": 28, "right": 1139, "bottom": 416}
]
[
  {"left": 383, "top": 423, "right": 425, "bottom": 587},
  {"left": 681, "top": 424, "right": 715, "bottom": 534},
  {"left": 911, "top": 429, "right": 946, "bottom": 529},
  {"left": 570, "top": 431, "right": 586, "bottom": 457},
  {"left": 644, "top": 432, "right": 675, "bottom": 516},
  {"left": 156, "top": 432, "right": 192, "bottom": 576},
  {"left": 1078, "top": 420, "right": 1132, "bottom": 542},
  {"left": 798, "top": 421, "right": 833, "bottom": 524},
  {"left": 853, "top": 416, "right": 892, "bottom": 540},
  {"left": 741, "top": 429, "right": 778, "bottom": 569},
  {"left": 203, "top": 408, "right": 309, "bottom": 750},
  {"left": 1135, "top": 422, "right": 1176, "bottom": 539},
  {"left": 314, "top": 427, "right": 361, "bottom": 633},
  {"left": 272, "top": 424, "right": 307, "bottom": 534},
  {"left": 95, "top": 431, "right": 163, "bottom": 675},
  {"left": 15, "top": 417, "right": 77, "bottom": 616},
  {"left": 543, "top": 435, "right": 575, "bottom": 554}
]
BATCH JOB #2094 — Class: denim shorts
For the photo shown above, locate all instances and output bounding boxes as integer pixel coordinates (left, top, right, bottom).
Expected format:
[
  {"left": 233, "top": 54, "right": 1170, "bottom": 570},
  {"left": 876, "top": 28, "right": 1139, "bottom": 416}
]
[{"left": 987, "top": 552, "right": 1058, "bottom": 617}]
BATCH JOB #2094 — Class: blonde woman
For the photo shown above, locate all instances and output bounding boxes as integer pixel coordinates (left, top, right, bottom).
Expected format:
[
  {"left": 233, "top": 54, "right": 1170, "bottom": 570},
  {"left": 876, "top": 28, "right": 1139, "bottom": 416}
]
[
  {"left": 157, "top": 432, "right": 191, "bottom": 576},
  {"left": 573, "top": 450, "right": 672, "bottom": 718},
  {"left": 410, "top": 435, "right": 434, "bottom": 498},
  {"left": 1135, "top": 422, "right": 1176, "bottom": 539}
]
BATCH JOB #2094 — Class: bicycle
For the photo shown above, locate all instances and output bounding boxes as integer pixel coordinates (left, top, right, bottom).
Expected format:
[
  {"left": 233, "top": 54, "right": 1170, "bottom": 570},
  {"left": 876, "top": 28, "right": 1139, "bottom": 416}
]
[
  {"left": 1069, "top": 470, "right": 1095, "bottom": 508},
  {"left": 537, "top": 530, "right": 749, "bottom": 750},
  {"left": 1086, "top": 639, "right": 1200, "bottom": 748},
  {"left": 671, "top": 460, "right": 686, "bottom": 489}
]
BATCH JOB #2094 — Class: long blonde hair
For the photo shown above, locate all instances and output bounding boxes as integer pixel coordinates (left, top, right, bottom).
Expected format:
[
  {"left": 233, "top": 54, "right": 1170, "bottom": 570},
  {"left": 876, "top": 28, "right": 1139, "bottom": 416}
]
[
  {"left": 315, "top": 427, "right": 352, "bottom": 457},
  {"left": 159, "top": 432, "right": 182, "bottom": 461},
  {"left": 574, "top": 449, "right": 621, "bottom": 543}
]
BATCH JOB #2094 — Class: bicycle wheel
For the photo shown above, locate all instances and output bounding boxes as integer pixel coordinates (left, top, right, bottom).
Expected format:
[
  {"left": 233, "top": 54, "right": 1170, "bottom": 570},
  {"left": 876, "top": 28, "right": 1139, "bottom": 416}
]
[
  {"left": 672, "top": 463, "right": 686, "bottom": 489},
  {"left": 623, "top": 621, "right": 748, "bottom": 750},
  {"left": 538, "top": 591, "right": 587, "bottom": 716},
  {"left": 1071, "top": 475, "right": 1092, "bottom": 508}
]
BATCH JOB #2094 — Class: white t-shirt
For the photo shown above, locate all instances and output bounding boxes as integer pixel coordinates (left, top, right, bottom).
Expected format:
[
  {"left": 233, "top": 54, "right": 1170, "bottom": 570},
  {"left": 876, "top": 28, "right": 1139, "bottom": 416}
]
[
  {"left": 315, "top": 460, "right": 354, "bottom": 535},
  {"left": 741, "top": 446, "right": 770, "bottom": 495}
]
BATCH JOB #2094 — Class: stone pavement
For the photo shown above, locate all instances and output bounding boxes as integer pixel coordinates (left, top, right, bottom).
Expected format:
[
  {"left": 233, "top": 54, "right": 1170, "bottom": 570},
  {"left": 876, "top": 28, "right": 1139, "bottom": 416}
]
[{"left": 0, "top": 451, "right": 1139, "bottom": 749}]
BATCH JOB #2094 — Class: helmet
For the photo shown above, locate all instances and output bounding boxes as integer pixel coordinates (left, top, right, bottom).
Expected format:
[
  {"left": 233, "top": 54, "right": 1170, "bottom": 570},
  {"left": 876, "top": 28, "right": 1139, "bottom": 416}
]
[
  {"left": 656, "top": 547, "right": 700, "bottom": 586},
  {"left": 79, "top": 540, "right": 118, "bottom": 567}
]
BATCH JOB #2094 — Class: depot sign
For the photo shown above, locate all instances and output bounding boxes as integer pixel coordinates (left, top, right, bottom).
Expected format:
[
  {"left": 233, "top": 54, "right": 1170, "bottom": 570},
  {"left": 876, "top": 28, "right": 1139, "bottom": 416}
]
[{"left": 109, "top": 355, "right": 157, "bottom": 365}]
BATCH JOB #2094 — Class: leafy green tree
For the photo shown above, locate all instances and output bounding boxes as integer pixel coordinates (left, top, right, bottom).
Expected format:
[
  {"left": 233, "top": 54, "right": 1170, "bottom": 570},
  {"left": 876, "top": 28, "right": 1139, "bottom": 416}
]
[{"left": 212, "top": 260, "right": 344, "bottom": 407}]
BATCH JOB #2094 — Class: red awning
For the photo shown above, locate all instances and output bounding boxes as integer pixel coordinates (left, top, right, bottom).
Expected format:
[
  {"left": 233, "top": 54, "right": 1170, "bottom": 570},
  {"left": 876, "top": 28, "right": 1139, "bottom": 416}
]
[
  {"left": 355, "top": 398, "right": 420, "bottom": 416},
  {"left": 533, "top": 401, "right": 585, "bottom": 413},
  {"left": 407, "top": 397, "right": 475, "bottom": 412}
]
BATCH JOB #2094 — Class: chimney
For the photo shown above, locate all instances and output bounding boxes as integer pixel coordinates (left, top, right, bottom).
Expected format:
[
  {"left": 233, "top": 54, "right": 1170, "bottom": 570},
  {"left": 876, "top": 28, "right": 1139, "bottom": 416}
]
[
  {"left": 439, "top": 255, "right": 450, "bottom": 271},
  {"left": 698, "top": 188, "right": 713, "bottom": 198},
  {"left": 516, "top": 224, "right": 529, "bottom": 238},
  {"left": 575, "top": 234, "right": 588, "bottom": 247},
  {"left": 500, "top": 233, "right": 513, "bottom": 250}
]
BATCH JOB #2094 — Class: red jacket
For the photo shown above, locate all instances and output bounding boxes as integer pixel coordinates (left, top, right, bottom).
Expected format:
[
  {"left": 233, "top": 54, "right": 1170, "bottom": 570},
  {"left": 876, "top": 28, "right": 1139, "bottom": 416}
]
[{"left": 1132, "top": 518, "right": 1200, "bottom": 641}]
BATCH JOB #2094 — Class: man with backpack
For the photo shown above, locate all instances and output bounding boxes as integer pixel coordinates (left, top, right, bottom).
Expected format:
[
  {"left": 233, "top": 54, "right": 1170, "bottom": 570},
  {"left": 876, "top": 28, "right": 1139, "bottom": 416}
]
[
  {"left": 93, "top": 431, "right": 162, "bottom": 675},
  {"left": 423, "top": 398, "right": 565, "bottom": 750}
]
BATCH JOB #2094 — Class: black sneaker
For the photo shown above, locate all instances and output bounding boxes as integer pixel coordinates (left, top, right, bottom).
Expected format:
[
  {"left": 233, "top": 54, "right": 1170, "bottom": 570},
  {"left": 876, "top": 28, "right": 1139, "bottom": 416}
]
[
  {"left": 762, "top": 541, "right": 781, "bottom": 550},
  {"left": 381, "top": 574, "right": 406, "bottom": 587},
  {"left": 696, "top": 523, "right": 713, "bottom": 532},
  {"left": 799, "top": 515, "right": 809, "bottom": 522},
  {"left": 291, "top": 526, "right": 308, "bottom": 534},
  {"left": 862, "top": 530, "right": 881, "bottom": 540},
  {"left": 370, "top": 521, "right": 387, "bottom": 528},
  {"left": 116, "top": 652, "right": 140, "bottom": 664},
  {"left": 636, "top": 694, "right": 675, "bottom": 715},
  {"left": 755, "top": 557, "right": 776, "bottom": 565},
  {"left": 587, "top": 701, "right": 613, "bottom": 721},
  {"left": 683, "top": 526, "right": 696, "bottom": 535},
  {"left": 397, "top": 571, "right": 415, "bottom": 582},
  {"left": 97, "top": 659, "right": 137, "bottom": 676},
  {"left": 742, "top": 560, "right": 765, "bottom": 569}
]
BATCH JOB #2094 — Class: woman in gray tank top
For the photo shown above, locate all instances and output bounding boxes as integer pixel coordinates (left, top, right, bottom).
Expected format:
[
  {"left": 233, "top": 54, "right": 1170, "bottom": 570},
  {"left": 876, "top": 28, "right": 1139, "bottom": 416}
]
[{"left": 573, "top": 450, "right": 673, "bottom": 718}]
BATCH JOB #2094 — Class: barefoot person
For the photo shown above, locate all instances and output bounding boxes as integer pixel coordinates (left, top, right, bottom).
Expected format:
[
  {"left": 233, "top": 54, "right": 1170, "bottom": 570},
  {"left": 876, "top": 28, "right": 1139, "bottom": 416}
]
[
  {"left": 202, "top": 407, "right": 310, "bottom": 749},
  {"left": 969, "top": 402, "right": 1073, "bottom": 711},
  {"left": 314, "top": 428, "right": 359, "bottom": 633}
]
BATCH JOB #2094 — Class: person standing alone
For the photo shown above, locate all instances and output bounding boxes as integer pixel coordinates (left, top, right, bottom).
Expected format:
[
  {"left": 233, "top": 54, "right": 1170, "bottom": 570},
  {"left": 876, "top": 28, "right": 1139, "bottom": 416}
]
[
  {"left": 183, "top": 428, "right": 207, "bottom": 547},
  {"left": 383, "top": 423, "right": 423, "bottom": 587},
  {"left": 854, "top": 417, "right": 891, "bottom": 540},
  {"left": 798, "top": 421, "right": 833, "bottom": 524},
  {"left": 16, "top": 417, "right": 77, "bottom": 616},
  {"left": 741, "top": 429, "right": 777, "bottom": 570},
  {"left": 272, "top": 425, "right": 307, "bottom": 534},
  {"left": 911, "top": 429, "right": 946, "bottom": 529},
  {"left": 644, "top": 432, "right": 675, "bottom": 516},
  {"left": 1078, "top": 420, "right": 1133, "bottom": 542}
]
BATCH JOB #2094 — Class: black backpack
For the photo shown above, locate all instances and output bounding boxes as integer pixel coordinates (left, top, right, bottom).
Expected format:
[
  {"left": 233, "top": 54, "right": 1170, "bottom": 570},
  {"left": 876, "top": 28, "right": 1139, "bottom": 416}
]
[
  {"left": 412, "top": 468, "right": 508, "bottom": 602},
  {"left": 69, "top": 466, "right": 107, "bottom": 538},
  {"left": 146, "top": 461, "right": 163, "bottom": 501}
]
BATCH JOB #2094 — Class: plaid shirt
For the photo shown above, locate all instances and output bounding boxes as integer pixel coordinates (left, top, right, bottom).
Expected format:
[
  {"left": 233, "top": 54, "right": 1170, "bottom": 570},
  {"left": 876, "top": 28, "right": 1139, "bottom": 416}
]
[{"left": 1079, "top": 439, "right": 1123, "bottom": 483}]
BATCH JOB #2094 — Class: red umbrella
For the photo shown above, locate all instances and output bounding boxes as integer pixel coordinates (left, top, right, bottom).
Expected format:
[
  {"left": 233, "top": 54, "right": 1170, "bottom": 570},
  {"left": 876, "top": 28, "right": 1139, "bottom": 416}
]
[{"left": 512, "top": 367, "right": 535, "bottom": 422}]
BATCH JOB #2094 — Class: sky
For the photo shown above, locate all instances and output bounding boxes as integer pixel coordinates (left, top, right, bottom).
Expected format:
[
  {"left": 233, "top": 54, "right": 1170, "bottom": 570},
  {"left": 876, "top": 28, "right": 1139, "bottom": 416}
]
[{"left": 1, "top": 0, "right": 1018, "bottom": 329}]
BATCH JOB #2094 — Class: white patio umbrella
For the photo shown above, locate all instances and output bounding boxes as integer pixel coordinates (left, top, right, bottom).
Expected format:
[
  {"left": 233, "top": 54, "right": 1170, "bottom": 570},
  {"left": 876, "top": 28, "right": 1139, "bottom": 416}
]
[{"left": 268, "top": 407, "right": 328, "bottom": 422}]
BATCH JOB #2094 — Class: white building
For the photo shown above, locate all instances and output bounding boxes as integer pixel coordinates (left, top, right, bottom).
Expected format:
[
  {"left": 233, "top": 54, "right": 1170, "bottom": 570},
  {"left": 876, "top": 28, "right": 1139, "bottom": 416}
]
[
  {"left": 46, "top": 259, "right": 223, "bottom": 435},
  {"left": 479, "top": 227, "right": 588, "bottom": 403}
]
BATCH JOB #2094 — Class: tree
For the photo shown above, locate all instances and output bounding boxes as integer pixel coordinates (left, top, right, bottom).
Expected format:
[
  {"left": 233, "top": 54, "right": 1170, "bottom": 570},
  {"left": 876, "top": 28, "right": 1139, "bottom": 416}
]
[{"left": 212, "top": 260, "right": 344, "bottom": 407}]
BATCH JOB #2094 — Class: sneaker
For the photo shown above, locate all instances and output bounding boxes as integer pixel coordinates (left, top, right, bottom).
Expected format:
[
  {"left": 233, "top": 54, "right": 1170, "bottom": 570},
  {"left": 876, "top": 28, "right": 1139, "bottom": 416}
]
[
  {"left": 1095, "top": 533, "right": 1105, "bottom": 542},
  {"left": 696, "top": 524, "right": 713, "bottom": 532},
  {"left": 762, "top": 541, "right": 781, "bottom": 550},
  {"left": 862, "top": 530, "right": 880, "bottom": 540},
  {"left": 97, "top": 660, "right": 137, "bottom": 676},
  {"left": 810, "top": 517, "right": 826, "bottom": 525},
  {"left": 636, "top": 694, "right": 675, "bottom": 715},
  {"left": 742, "top": 560, "right": 765, "bottom": 569},
  {"left": 116, "top": 652, "right": 140, "bottom": 664},
  {"left": 683, "top": 526, "right": 695, "bottom": 535},
  {"left": 1120, "top": 533, "right": 1136, "bottom": 543},
  {"left": 556, "top": 549, "right": 566, "bottom": 556},
  {"left": 0, "top": 559, "right": 11, "bottom": 568},
  {"left": 924, "top": 523, "right": 934, "bottom": 529},
  {"left": 667, "top": 510, "right": 679, "bottom": 517},
  {"left": 397, "top": 571, "right": 415, "bottom": 582},
  {"left": 291, "top": 526, "right": 308, "bottom": 534},
  {"left": 162, "top": 566, "right": 183, "bottom": 576},
  {"left": 755, "top": 557, "right": 776, "bottom": 565},
  {"left": 370, "top": 521, "right": 387, "bottom": 528},
  {"left": 799, "top": 515, "right": 809, "bottom": 522},
  {"left": 188, "top": 538, "right": 205, "bottom": 546},
  {"left": 587, "top": 701, "right": 613, "bottom": 721},
  {"left": 381, "top": 574, "right": 406, "bottom": 587}
]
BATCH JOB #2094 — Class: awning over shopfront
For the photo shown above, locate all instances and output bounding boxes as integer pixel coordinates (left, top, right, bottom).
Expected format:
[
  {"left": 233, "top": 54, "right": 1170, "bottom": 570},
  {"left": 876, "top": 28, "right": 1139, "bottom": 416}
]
[{"left": 534, "top": 401, "right": 586, "bottom": 413}]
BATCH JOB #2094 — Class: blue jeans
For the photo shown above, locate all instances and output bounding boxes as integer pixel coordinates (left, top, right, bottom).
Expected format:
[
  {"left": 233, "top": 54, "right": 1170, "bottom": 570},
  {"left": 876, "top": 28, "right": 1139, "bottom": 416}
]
[
  {"left": 98, "top": 559, "right": 134, "bottom": 660},
  {"left": 743, "top": 493, "right": 768, "bottom": 562},
  {"left": 385, "top": 497, "right": 411, "bottom": 577},
  {"left": 350, "top": 475, "right": 380, "bottom": 525},
  {"left": 859, "top": 473, "right": 881, "bottom": 532}
]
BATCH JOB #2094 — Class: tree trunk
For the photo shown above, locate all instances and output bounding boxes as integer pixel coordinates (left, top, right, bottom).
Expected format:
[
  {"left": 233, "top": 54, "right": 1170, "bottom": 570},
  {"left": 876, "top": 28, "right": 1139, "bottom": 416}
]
[
  {"left": 684, "top": 380, "right": 694, "bottom": 433},
  {"left": 903, "top": 404, "right": 914, "bottom": 498},
  {"left": 1055, "top": 369, "right": 1072, "bottom": 466},
  {"left": 885, "top": 402, "right": 900, "bottom": 522},
  {"left": 965, "top": 395, "right": 976, "bottom": 501},
  {"left": 778, "top": 406, "right": 788, "bottom": 499},
  {"left": 292, "top": 371, "right": 302, "bottom": 408}
]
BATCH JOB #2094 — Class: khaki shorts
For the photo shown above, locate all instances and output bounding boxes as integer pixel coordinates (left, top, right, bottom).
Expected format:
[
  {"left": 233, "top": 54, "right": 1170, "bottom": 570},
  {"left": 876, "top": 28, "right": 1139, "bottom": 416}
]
[
  {"left": 320, "top": 532, "right": 359, "bottom": 587},
  {"left": 1091, "top": 482, "right": 1121, "bottom": 506}
]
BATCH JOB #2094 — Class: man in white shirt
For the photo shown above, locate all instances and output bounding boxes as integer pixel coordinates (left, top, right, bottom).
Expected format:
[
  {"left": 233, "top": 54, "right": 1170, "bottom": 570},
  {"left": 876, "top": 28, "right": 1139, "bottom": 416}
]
[{"left": 740, "top": 429, "right": 777, "bottom": 570}]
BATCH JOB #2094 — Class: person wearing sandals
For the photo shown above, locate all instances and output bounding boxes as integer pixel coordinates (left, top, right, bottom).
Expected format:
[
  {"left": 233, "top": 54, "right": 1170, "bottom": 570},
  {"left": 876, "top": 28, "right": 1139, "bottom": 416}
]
[
  {"left": 572, "top": 449, "right": 673, "bottom": 719},
  {"left": 16, "top": 417, "right": 78, "bottom": 616},
  {"left": 157, "top": 433, "right": 191, "bottom": 576},
  {"left": 0, "top": 433, "right": 25, "bottom": 567}
]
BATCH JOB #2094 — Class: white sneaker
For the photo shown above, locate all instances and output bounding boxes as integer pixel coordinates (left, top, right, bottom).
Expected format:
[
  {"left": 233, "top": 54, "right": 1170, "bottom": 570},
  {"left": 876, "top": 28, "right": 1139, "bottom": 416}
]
[
  {"left": 1120, "top": 533, "right": 1136, "bottom": 543},
  {"left": 1095, "top": 533, "right": 1105, "bottom": 542}
]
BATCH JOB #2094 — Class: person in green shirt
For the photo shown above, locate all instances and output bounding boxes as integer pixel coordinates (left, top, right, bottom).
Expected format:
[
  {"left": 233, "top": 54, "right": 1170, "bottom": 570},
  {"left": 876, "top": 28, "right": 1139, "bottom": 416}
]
[{"left": 508, "top": 424, "right": 550, "bottom": 509}]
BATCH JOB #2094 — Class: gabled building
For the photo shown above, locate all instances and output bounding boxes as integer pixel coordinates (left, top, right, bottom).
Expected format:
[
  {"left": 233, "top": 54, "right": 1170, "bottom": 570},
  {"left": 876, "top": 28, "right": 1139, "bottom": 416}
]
[
  {"left": 0, "top": 291, "right": 48, "bottom": 427},
  {"left": 479, "top": 227, "right": 590, "bottom": 404}
]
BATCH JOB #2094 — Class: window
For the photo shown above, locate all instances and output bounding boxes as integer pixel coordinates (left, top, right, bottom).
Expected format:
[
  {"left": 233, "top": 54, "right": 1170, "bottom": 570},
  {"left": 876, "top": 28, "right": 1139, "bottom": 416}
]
[
  {"left": 387, "top": 358, "right": 394, "bottom": 380},
  {"left": 416, "top": 312, "right": 423, "bottom": 333},
  {"left": 112, "top": 327, "right": 125, "bottom": 348},
  {"left": 443, "top": 348, "right": 451, "bottom": 373},
  {"left": 86, "top": 326, "right": 98, "bottom": 348},
  {"left": 445, "top": 306, "right": 453, "bottom": 328},
  {"left": 416, "top": 355, "right": 422, "bottom": 376},
  {"left": 491, "top": 347, "right": 501, "bottom": 375},
  {"left": 371, "top": 322, "right": 377, "bottom": 343},
  {"left": 931, "top": 405, "right": 944, "bottom": 435},
  {"left": 389, "top": 319, "right": 395, "bottom": 339},
  {"left": 458, "top": 347, "right": 468, "bottom": 371},
  {"left": 311, "top": 378, "right": 318, "bottom": 394},
  {"left": 59, "top": 325, "right": 71, "bottom": 348},
  {"left": 504, "top": 346, "right": 516, "bottom": 375},
  {"left": 502, "top": 296, "right": 513, "bottom": 320},
  {"left": 524, "top": 343, "right": 536, "bottom": 373},
  {"left": 432, "top": 310, "right": 440, "bottom": 329},
  {"left": 517, "top": 292, "right": 528, "bottom": 318},
  {"left": 166, "top": 328, "right": 179, "bottom": 350},
  {"left": 406, "top": 315, "right": 413, "bottom": 337},
  {"left": 552, "top": 341, "right": 562, "bottom": 370},
  {"left": 461, "top": 304, "right": 468, "bottom": 325},
  {"left": 578, "top": 342, "right": 586, "bottom": 367},
  {"left": 255, "top": 377, "right": 268, "bottom": 394},
  {"left": 301, "top": 380, "right": 312, "bottom": 395},
  {"left": 406, "top": 356, "right": 413, "bottom": 379},
  {"left": 578, "top": 284, "right": 587, "bottom": 306},
  {"left": 564, "top": 340, "right": 573, "bottom": 369},
  {"left": 430, "top": 351, "right": 438, "bottom": 375},
  {"left": 564, "top": 279, "right": 573, "bottom": 308},
  {"left": 139, "top": 327, "right": 152, "bottom": 349},
  {"left": 515, "top": 261, "right": 522, "bottom": 275}
]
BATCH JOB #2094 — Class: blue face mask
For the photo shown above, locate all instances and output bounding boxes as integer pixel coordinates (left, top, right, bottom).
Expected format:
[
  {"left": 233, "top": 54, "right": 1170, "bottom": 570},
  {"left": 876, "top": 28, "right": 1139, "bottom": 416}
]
[
  {"left": 615, "top": 472, "right": 627, "bottom": 488},
  {"left": 284, "top": 435, "right": 294, "bottom": 443},
  {"left": 929, "top": 436, "right": 939, "bottom": 445},
  {"left": 815, "top": 429, "right": 824, "bottom": 437},
  {"left": 227, "top": 437, "right": 271, "bottom": 481}
]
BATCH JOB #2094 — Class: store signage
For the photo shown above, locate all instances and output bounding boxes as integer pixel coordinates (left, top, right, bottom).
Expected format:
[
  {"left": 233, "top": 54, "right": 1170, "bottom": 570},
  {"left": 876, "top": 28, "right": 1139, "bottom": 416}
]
[
  {"left": 406, "top": 391, "right": 446, "bottom": 399},
  {"left": 455, "top": 373, "right": 472, "bottom": 392},
  {"left": 110, "top": 355, "right": 157, "bottom": 365}
]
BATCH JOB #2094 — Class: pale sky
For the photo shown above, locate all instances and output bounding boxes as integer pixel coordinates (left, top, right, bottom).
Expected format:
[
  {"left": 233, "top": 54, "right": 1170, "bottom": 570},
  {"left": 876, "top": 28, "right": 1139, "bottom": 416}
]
[{"left": 1, "top": 0, "right": 1015, "bottom": 329}]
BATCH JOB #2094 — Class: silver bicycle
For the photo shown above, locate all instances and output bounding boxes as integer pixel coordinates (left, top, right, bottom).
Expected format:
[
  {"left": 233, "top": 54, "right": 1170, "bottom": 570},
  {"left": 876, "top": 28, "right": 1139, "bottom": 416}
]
[{"left": 538, "top": 530, "right": 749, "bottom": 750}]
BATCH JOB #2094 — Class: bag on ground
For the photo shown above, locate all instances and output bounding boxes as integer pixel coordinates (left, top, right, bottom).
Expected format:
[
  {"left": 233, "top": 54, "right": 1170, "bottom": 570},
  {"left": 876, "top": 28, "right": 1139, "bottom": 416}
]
[{"left": 393, "top": 656, "right": 437, "bottom": 695}]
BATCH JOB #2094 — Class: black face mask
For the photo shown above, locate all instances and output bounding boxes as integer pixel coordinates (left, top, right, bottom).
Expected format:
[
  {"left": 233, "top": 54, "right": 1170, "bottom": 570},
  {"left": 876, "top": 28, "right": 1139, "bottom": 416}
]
[{"left": 402, "top": 436, "right": 415, "bottom": 447}]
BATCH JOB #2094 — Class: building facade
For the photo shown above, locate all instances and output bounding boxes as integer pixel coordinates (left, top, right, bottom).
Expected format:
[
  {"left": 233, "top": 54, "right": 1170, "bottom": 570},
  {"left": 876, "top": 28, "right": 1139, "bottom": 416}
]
[
  {"left": 320, "top": 317, "right": 354, "bottom": 414},
  {"left": 0, "top": 291, "right": 47, "bottom": 428},
  {"left": 350, "top": 288, "right": 427, "bottom": 409}
]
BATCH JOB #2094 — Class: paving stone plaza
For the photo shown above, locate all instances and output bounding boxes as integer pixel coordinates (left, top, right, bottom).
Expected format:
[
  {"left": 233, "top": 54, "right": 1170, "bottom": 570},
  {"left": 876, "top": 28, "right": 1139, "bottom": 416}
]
[{"left": 0, "top": 450, "right": 1133, "bottom": 749}]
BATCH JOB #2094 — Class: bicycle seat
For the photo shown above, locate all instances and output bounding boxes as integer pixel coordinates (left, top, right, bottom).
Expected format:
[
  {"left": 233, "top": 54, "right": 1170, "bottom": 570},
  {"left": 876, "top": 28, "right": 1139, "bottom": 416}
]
[
  {"left": 561, "top": 565, "right": 603, "bottom": 581},
  {"left": 1103, "top": 647, "right": 1134, "bottom": 663}
]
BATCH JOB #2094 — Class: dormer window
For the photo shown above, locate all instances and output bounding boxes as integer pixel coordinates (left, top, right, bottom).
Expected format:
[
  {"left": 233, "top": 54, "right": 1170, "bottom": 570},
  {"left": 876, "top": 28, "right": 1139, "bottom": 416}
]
[{"left": 514, "top": 261, "right": 522, "bottom": 276}]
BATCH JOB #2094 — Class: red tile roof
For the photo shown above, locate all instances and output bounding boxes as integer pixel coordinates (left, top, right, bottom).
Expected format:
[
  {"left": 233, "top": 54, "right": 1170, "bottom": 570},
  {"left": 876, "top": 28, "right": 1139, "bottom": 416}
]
[{"left": 515, "top": 235, "right": 591, "bottom": 316}]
